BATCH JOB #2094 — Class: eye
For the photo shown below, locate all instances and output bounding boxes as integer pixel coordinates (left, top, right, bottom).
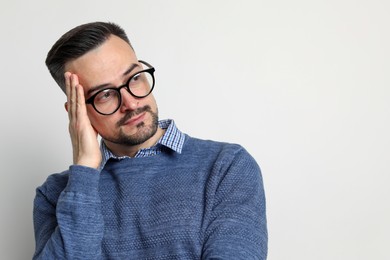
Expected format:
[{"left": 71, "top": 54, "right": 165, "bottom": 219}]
[
  {"left": 95, "top": 89, "right": 118, "bottom": 103},
  {"left": 129, "top": 72, "right": 144, "bottom": 86},
  {"left": 133, "top": 74, "right": 141, "bottom": 81}
]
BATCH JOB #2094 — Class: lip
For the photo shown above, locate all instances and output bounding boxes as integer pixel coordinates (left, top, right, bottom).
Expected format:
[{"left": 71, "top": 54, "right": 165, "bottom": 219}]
[{"left": 123, "top": 112, "right": 146, "bottom": 126}]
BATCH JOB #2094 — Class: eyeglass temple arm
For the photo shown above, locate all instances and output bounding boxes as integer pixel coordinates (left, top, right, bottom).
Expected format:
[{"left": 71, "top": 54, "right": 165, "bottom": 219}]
[{"left": 139, "top": 60, "right": 153, "bottom": 68}]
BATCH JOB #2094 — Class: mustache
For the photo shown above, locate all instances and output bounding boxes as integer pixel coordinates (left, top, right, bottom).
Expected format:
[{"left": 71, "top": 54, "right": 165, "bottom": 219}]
[{"left": 116, "top": 105, "right": 152, "bottom": 127}]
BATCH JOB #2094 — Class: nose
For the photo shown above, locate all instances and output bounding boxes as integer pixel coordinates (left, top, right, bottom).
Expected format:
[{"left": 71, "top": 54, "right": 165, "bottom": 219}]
[{"left": 119, "top": 88, "right": 138, "bottom": 112}]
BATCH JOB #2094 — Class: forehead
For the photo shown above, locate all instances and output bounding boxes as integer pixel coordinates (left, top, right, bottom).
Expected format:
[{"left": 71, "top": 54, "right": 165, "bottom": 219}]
[{"left": 65, "top": 35, "right": 138, "bottom": 90}]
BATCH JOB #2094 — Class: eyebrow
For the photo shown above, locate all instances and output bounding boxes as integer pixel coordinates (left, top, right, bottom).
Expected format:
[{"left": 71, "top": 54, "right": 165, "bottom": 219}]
[{"left": 86, "top": 63, "right": 140, "bottom": 96}]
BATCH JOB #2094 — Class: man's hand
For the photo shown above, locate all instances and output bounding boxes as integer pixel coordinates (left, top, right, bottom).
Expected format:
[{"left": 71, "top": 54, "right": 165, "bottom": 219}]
[{"left": 65, "top": 72, "right": 102, "bottom": 169}]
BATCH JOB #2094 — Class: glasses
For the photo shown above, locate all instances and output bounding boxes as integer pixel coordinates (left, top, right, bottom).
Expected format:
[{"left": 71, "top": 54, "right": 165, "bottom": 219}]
[{"left": 86, "top": 60, "right": 155, "bottom": 115}]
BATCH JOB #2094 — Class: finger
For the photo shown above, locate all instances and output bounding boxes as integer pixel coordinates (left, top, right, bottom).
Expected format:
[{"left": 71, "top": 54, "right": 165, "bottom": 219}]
[
  {"left": 75, "top": 83, "right": 89, "bottom": 122},
  {"left": 64, "top": 72, "right": 72, "bottom": 120},
  {"left": 70, "top": 74, "right": 80, "bottom": 122},
  {"left": 65, "top": 72, "right": 71, "bottom": 99},
  {"left": 76, "top": 80, "right": 86, "bottom": 107}
]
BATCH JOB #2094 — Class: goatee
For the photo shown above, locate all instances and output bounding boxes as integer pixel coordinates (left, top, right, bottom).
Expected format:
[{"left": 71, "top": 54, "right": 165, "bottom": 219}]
[{"left": 102, "top": 105, "right": 159, "bottom": 146}]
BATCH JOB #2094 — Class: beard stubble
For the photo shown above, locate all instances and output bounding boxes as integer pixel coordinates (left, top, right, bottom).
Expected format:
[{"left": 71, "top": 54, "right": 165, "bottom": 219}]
[{"left": 101, "top": 105, "right": 159, "bottom": 146}]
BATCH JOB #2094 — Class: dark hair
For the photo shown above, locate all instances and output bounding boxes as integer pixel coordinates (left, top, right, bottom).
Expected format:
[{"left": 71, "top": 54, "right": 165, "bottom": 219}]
[{"left": 45, "top": 21, "right": 132, "bottom": 93}]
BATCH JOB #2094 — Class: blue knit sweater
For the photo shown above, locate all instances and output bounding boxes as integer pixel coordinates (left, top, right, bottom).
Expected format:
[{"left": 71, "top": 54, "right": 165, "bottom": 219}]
[{"left": 33, "top": 135, "right": 267, "bottom": 259}]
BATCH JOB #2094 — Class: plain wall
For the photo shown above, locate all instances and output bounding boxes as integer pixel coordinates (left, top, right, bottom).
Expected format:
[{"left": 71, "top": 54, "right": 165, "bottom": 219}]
[{"left": 0, "top": 0, "right": 389, "bottom": 259}]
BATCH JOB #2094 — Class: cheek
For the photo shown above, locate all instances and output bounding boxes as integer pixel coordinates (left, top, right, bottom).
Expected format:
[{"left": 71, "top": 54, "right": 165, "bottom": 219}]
[
  {"left": 145, "top": 95, "right": 158, "bottom": 110},
  {"left": 87, "top": 110, "right": 116, "bottom": 133}
]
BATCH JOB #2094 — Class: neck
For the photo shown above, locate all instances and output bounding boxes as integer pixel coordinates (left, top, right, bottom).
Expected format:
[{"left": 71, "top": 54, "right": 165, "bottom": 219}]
[{"left": 103, "top": 127, "right": 166, "bottom": 157}]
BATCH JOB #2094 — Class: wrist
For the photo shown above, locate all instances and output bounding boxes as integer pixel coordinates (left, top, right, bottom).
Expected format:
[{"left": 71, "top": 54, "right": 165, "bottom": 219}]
[{"left": 75, "top": 157, "right": 102, "bottom": 170}]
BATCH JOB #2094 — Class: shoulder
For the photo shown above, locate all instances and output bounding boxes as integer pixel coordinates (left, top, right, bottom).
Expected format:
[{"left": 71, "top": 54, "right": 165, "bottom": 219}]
[
  {"left": 183, "top": 135, "right": 261, "bottom": 174},
  {"left": 185, "top": 134, "right": 255, "bottom": 159},
  {"left": 184, "top": 134, "right": 244, "bottom": 154}
]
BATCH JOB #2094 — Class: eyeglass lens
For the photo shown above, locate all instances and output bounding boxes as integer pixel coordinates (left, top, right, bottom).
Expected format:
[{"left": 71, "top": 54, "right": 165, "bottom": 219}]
[{"left": 93, "top": 70, "right": 154, "bottom": 115}]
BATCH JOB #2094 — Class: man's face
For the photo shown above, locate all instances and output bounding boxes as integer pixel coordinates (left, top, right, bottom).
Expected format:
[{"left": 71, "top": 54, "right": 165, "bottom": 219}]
[{"left": 65, "top": 35, "right": 159, "bottom": 147}]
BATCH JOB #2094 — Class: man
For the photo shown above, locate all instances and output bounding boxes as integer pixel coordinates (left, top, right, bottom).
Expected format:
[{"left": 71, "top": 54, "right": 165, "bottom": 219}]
[{"left": 33, "top": 21, "right": 267, "bottom": 259}]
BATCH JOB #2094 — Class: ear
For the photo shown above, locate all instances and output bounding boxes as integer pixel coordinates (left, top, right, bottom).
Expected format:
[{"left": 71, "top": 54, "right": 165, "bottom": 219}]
[{"left": 64, "top": 102, "right": 69, "bottom": 112}]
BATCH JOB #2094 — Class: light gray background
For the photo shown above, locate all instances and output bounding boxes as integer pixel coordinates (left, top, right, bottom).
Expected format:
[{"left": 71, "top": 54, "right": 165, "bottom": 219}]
[{"left": 1, "top": 0, "right": 389, "bottom": 259}]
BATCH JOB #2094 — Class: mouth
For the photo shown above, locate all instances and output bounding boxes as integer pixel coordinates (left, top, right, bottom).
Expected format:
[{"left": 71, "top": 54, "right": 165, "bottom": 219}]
[
  {"left": 117, "top": 106, "right": 151, "bottom": 127},
  {"left": 123, "top": 112, "right": 146, "bottom": 126}
]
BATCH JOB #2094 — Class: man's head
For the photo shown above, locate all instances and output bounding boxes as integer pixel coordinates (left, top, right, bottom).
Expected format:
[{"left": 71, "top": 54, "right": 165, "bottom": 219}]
[
  {"left": 46, "top": 22, "right": 131, "bottom": 93},
  {"left": 46, "top": 22, "right": 161, "bottom": 152}
]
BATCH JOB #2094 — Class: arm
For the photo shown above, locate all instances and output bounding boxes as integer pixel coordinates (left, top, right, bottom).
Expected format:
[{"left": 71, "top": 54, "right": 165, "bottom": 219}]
[
  {"left": 33, "top": 166, "right": 104, "bottom": 259},
  {"left": 33, "top": 73, "right": 104, "bottom": 259},
  {"left": 202, "top": 147, "right": 268, "bottom": 259}
]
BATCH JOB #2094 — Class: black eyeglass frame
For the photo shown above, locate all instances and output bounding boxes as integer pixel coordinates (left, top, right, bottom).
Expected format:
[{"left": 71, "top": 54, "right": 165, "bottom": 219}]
[{"left": 85, "top": 60, "right": 155, "bottom": 115}]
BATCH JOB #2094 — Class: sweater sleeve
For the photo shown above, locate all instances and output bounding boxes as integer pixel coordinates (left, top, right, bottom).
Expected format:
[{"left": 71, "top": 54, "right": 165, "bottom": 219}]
[
  {"left": 202, "top": 146, "right": 268, "bottom": 260},
  {"left": 33, "top": 165, "right": 104, "bottom": 260}
]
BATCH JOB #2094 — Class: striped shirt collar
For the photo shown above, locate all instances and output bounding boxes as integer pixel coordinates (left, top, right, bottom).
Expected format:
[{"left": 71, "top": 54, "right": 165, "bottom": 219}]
[{"left": 99, "top": 119, "right": 185, "bottom": 170}]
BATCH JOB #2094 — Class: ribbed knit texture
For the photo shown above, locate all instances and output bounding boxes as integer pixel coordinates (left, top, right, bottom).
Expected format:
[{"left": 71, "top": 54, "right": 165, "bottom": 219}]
[{"left": 33, "top": 135, "right": 267, "bottom": 259}]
